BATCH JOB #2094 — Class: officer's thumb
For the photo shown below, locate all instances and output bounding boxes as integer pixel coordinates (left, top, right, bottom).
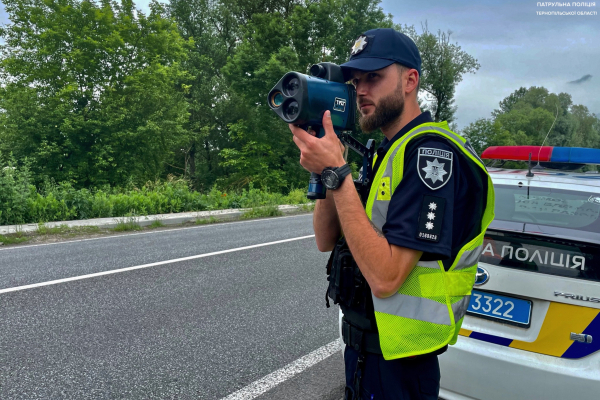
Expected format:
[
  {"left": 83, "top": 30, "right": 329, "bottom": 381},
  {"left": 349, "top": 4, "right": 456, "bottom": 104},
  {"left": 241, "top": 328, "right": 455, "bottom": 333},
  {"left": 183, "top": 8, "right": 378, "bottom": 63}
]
[{"left": 322, "top": 110, "right": 334, "bottom": 137}]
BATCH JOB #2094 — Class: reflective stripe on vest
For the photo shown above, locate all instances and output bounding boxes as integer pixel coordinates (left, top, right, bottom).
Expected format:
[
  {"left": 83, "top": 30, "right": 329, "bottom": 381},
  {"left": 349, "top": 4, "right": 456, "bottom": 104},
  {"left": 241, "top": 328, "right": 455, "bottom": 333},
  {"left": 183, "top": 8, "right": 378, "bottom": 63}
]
[{"left": 365, "top": 121, "right": 495, "bottom": 360}]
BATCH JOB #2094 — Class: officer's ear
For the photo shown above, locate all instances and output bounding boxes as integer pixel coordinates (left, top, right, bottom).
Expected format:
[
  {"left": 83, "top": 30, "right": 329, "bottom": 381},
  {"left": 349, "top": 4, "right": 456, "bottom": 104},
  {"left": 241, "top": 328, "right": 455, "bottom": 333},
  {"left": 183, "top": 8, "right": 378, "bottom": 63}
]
[
  {"left": 399, "top": 65, "right": 419, "bottom": 97},
  {"left": 396, "top": 63, "right": 420, "bottom": 98}
]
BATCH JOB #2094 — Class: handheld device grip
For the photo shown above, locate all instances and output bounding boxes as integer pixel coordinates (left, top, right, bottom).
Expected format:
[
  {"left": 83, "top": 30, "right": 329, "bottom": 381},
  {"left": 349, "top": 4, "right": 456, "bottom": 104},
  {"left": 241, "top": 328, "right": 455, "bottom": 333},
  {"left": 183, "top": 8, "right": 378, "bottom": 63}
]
[
  {"left": 306, "top": 126, "right": 327, "bottom": 200},
  {"left": 307, "top": 172, "right": 326, "bottom": 199}
]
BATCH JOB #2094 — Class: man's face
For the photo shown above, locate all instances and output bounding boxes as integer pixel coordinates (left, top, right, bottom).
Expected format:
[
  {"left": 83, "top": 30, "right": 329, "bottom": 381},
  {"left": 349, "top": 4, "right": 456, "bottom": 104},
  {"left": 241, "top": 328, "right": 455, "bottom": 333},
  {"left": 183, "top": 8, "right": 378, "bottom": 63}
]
[{"left": 350, "top": 64, "right": 405, "bottom": 133}]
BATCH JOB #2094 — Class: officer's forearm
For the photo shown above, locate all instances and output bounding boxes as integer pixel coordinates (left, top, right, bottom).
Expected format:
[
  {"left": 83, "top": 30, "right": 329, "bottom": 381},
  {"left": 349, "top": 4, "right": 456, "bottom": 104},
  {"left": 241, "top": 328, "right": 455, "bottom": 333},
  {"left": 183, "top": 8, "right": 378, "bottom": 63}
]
[
  {"left": 331, "top": 175, "right": 420, "bottom": 298},
  {"left": 313, "top": 189, "right": 341, "bottom": 252}
]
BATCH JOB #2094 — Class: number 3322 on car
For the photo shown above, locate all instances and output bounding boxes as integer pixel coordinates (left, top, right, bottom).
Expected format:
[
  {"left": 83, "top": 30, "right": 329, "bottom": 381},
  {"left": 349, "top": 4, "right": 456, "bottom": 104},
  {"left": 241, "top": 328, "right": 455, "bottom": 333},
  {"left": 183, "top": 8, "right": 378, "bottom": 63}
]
[{"left": 467, "top": 290, "right": 533, "bottom": 327}]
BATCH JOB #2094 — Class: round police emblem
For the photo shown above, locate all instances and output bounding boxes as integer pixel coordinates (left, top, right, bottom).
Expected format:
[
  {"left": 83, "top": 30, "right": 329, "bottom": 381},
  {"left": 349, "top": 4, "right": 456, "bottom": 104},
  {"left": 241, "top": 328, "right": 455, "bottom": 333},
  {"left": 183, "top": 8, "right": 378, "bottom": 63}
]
[
  {"left": 417, "top": 147, "right": 453, "bottom": 190},
  {"left": 474, "top": 266, "right": 489, "bottom": 286},
  {"left": 351, "top": 35, "right": 368, "bottom": 56}
]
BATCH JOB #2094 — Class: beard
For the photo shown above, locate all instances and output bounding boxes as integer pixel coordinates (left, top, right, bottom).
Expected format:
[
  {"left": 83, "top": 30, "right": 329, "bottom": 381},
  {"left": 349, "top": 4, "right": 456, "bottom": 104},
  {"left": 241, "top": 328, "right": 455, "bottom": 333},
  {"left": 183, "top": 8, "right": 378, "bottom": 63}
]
[{"left": 358, "top": 87, "right": 405, "bottom": 133}]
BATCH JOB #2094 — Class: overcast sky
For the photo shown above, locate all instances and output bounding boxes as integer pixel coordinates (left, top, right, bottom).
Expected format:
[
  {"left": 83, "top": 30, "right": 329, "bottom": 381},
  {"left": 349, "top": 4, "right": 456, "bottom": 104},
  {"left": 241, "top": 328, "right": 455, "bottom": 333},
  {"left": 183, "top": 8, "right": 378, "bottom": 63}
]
[
  {"left": 1, "top": 0, "right": 598, "bottom": 128},
  {"left": 380, "top": 0, "right": 599, "bottom": 128}
]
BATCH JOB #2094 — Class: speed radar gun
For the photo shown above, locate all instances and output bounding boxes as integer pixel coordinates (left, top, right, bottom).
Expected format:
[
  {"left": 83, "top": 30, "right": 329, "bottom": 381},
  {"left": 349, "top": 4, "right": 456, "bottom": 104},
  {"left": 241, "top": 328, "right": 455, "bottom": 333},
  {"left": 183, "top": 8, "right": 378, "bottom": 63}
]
[{"left": 267, "top": 62, "right": 375, "bottom": 201}]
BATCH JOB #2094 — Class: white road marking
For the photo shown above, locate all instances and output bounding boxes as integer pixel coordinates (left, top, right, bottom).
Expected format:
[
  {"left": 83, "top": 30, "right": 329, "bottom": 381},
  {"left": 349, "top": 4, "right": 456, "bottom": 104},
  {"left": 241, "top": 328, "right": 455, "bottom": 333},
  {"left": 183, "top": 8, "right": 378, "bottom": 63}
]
[
  {"left": 0, "top": 235, "right": 315, "bottom": 294},
  {"left": 0, "top": 214, "right": 312, "bottom": 252},
  {"left": 220, "top": 339, "right": 342, "bottom": 400}
]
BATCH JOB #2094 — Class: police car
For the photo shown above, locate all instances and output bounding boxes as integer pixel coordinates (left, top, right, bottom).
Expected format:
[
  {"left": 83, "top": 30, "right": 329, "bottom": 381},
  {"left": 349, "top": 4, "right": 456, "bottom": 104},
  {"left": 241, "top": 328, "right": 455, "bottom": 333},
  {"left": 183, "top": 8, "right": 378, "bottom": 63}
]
[{"left": 438, "top": 146, "right": 600, "bottom": 400}]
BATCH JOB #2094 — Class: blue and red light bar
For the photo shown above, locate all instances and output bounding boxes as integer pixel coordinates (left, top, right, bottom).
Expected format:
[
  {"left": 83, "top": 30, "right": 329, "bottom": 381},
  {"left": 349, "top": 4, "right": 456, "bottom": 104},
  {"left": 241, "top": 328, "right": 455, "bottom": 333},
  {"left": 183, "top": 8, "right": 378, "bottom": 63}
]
[{"left": 481, "top": 146, "right": 600, "bottom": 165}]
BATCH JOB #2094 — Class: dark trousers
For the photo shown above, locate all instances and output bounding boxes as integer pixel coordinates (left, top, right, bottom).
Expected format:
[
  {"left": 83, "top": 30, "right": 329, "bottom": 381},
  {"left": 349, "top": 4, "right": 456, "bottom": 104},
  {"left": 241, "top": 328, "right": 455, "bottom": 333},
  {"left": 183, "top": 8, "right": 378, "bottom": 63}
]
[{"left": 343, "top": 345, "right": 440, "bottom": 400}]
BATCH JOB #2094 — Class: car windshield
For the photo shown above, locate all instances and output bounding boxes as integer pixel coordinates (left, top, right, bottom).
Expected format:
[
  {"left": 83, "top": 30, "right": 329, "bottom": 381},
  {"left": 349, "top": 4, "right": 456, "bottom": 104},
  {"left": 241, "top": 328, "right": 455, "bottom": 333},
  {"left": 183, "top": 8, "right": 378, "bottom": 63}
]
[{"left": 494, "top": 184, "right": 600, "bottom": 231}]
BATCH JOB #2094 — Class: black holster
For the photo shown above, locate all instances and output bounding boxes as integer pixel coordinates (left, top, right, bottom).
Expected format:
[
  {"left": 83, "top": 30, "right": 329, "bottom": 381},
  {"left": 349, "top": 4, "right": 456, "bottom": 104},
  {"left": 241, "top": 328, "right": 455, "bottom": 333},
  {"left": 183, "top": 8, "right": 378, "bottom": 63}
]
[
  {"left": 326, "top": 236, "right": 379, "bottom": 345},
  {"left": 326, "top": 237, "right": 370, "bottom": 312}
]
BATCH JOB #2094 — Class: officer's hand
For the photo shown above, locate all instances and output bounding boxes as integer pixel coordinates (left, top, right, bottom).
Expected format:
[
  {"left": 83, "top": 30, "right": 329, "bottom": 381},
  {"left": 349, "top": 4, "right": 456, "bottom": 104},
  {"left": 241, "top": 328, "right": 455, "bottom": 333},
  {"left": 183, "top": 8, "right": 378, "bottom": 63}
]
[
  {"left": 307, "top": 128, "right": 345, "bottom": 155},
  {"left": 289, "top": 111, "right": 346, "bottom": 174}
]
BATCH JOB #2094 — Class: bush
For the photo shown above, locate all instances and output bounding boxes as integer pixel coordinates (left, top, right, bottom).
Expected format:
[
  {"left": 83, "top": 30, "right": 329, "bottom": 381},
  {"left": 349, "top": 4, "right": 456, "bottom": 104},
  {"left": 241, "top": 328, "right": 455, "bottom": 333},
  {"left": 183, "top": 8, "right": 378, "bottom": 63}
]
[
  {"left": 0, "top": 169, "right": 311, "bottom": 225},
  {"left": 0, "top": 155, "right": 36, "bottom": 225},
  {"left": 284, "top": 188, "right": 310, "bottom": 205}
]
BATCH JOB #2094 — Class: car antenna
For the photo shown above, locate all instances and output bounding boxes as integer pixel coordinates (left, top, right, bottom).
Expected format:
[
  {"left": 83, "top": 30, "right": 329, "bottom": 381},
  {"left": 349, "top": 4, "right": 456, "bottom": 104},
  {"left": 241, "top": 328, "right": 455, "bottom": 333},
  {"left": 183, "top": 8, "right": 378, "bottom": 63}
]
[
  {"left": 533, "top": 103, "right": 560, "bottom": 171},
  {"left": 526, "top": 153, "right": 534, "bottom": 177}
]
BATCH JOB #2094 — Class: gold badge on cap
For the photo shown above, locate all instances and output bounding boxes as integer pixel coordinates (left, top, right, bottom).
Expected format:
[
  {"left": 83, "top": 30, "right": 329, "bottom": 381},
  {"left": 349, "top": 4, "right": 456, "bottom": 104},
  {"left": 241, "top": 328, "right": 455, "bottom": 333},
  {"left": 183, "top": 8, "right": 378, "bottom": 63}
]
[{"left": 351, "top": 35, "right": 368, "bottom": 56}]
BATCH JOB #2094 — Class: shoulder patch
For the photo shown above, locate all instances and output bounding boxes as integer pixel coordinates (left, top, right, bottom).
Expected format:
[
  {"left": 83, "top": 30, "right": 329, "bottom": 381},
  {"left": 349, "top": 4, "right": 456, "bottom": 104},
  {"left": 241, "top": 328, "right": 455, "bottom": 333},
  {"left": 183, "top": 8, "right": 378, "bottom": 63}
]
[
  {"left": 416, "top": 195, "right": 446, "bottom": 242},
  {"left": 417, "top": 147, "right": 453, "bottom": 190}
]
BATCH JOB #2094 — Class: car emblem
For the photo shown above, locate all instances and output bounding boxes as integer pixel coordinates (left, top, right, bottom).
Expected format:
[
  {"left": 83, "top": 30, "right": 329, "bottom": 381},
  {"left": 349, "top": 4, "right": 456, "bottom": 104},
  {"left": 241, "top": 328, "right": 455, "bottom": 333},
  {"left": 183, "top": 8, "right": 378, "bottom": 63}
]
[
  {"left": 554, "top": 291, "right": 600, "bottom": 303},
  {"left": 474, "top": 266, "right": 489, "bottom": 286}
]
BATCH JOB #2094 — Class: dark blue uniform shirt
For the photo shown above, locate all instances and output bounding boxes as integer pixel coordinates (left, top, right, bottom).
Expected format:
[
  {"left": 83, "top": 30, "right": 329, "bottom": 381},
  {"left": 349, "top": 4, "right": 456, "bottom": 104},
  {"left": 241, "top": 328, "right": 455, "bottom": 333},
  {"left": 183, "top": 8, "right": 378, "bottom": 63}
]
[{"left": 374, "top": 111, "right": 485, "bottom": 265}]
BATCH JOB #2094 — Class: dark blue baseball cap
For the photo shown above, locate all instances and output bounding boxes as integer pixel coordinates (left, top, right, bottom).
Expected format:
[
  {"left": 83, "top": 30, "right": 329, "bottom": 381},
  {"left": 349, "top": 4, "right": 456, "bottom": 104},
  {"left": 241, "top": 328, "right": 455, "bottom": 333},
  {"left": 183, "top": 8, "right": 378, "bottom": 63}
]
[{"left": 340, "top": 28, "right": 421, "bottom": 81}]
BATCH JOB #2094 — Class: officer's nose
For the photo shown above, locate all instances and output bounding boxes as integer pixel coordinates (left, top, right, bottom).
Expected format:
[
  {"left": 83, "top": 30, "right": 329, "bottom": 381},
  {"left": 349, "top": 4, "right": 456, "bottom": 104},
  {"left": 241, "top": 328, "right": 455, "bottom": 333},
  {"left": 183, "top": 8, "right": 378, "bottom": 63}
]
[{"left": 354, "top": 81, "right": 369, "bottom": 97}]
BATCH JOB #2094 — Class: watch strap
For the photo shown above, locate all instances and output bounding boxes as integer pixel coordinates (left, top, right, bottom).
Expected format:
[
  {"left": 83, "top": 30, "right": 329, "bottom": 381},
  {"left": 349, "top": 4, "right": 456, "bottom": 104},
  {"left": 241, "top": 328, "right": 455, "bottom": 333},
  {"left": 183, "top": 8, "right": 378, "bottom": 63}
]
[{"left": 334, "top": 164, "right": 352, "bottom": 181}]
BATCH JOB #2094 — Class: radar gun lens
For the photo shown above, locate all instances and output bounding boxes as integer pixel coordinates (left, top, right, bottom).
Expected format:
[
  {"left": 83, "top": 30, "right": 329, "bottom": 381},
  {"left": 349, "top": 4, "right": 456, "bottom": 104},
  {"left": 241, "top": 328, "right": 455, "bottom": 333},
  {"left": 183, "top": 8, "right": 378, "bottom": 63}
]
[
  {"left": 271, "top": 92, "right": 284, "bottom": 107},
  {"left": 284, "top": 101, "right": 300, "bottom": 120},
  {"left": 284, "top": 78, "right": 300, "bottom": 96},
  {"left": 309, "top": 64, "right": 326, "bottom": 78}
]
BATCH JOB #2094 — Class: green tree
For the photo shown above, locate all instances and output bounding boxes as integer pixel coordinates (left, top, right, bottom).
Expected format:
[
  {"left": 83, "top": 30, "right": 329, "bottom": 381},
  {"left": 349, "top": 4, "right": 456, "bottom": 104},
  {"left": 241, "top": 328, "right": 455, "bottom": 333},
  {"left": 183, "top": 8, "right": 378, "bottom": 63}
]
[
  {"left": 218, "top": 0, "right": 393, "bottom": 191},
  {"left": 167, "top": 0, "right": 241, "bottom": 190},
  {"left": 399, "top": 24, "right": 480, "bottom": 123},
  {"left": 462, "top": 86, "right": 600, "bottom": 156},
  {"left": 0, "top": 0, "right": 191, "bottom": 188},
  {"left": 462, "top": 118, "right": 512, "bottom": 155}
]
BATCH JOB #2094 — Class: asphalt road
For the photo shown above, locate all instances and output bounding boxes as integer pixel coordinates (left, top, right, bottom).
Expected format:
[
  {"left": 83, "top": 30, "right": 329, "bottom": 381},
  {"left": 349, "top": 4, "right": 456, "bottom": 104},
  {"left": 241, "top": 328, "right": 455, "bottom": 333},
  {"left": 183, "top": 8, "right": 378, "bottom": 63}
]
[{"left": 0, "top": 215, "right": 345, "bottom": 399}]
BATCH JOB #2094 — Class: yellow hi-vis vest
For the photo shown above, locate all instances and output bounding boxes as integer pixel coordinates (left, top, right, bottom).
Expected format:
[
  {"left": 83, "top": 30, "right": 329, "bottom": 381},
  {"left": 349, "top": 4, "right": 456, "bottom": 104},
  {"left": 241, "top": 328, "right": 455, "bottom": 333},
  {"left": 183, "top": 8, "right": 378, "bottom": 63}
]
[{"left": 366, "top": 121, "right": 495, "bottom": 360}]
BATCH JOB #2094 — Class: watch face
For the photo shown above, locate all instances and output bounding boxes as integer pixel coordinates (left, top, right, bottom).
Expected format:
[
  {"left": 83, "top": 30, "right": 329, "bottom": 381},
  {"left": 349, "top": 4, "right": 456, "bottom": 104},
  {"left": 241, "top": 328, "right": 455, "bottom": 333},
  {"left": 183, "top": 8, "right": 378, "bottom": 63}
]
[{"left": 322, "top": 170, "right": 339, "bottom": 189}]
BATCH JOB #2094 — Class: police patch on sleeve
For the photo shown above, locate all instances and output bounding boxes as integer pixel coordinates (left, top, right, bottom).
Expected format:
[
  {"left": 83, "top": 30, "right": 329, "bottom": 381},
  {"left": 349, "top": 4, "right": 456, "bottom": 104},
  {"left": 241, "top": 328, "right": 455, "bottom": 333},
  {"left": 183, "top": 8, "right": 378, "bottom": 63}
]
[
  {"left": 416, "top": 195, "right": 446, "bottom": 242},
  {"left": 417, "top": 147, "right": 453, "bottom": 190}
]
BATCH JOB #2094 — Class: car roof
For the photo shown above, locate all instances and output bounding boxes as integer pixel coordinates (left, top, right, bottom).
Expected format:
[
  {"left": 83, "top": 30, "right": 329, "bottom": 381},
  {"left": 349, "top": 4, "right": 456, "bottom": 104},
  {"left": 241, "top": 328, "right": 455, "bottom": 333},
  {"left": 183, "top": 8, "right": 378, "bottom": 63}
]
[{"left": 487, "top": 167, "right": 600, "bottom": 190}]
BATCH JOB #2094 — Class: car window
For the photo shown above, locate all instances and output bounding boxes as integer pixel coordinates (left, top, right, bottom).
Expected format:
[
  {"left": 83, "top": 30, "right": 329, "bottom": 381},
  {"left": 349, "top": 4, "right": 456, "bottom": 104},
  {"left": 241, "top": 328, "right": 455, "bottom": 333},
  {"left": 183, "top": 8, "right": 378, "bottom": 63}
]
[{"left": 494, "top": 184, "right": 600, "bottom": 231}]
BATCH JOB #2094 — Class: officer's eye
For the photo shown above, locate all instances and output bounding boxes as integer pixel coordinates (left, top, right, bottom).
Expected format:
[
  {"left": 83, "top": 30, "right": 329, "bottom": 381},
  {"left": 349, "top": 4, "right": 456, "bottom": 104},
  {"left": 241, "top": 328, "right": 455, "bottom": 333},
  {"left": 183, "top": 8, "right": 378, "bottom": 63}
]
[
  {"left": 351, "top": 79, "right": 359, "bottom": 87},
  {"left": 367, "top": 73, "right": 379, "bottom": 79}
]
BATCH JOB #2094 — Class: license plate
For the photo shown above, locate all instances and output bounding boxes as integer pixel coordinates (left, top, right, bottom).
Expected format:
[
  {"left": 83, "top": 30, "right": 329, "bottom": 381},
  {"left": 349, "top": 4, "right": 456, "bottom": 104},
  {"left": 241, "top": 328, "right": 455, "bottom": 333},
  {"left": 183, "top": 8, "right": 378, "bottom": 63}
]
[{"left": 467, "top": 290, "right": 532, "bottom": 327}]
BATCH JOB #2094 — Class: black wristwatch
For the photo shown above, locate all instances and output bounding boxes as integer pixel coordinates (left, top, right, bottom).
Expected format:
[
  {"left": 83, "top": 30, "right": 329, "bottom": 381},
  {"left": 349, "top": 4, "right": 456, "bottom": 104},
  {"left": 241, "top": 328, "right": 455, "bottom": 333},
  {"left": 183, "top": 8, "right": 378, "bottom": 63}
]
[{"left": 321, "top": 164, "right": 352, "bottom": 190}]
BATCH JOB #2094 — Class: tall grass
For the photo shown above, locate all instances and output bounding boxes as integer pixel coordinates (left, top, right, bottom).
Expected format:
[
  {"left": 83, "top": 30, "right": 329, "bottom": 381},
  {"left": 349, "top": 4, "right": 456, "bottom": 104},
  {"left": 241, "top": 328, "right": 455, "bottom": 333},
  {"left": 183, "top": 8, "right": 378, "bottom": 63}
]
[{"left": 0, "top": 161, "right": 311, "bottom": 225}]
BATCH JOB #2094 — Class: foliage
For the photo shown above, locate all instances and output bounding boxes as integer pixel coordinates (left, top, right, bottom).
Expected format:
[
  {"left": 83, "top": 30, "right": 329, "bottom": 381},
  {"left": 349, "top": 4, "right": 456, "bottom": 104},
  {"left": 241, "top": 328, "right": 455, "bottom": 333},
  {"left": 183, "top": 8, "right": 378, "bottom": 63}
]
[
  {"left": 0, "top": 153, "right": 35, "bottom": 225},
  {"left": 148, "top": 219, "right": 165, "bottom": 228},
  {"left": 462, "top": 86, "right": 600, "bottom": 157},
  {"left": 0, "top": 232, "right": 30, "bottom": 245},
  {"left": 216, "top": 0, "right": 394, "bottom": 191},
  {"left": 0, "top": 157, "right": 314, "bottom": 225},
  {"left": 113, "top": 216, "right": 143, "bottom": 231},
  {"left": 0, "top": 0, "right": 483, "bottom": 201},
  {"left": 196, "top": 216, "right": 219, "bottom": 225},
  {"left": 36, "top": 224, "right": 100, "bottom": 235},
  {"left": 399, "top": 24, "right": 480, "bottom": 123},
  {"left": 241, "top": 205, "right": 283, "bottom": 219},
  {"left": 0, "top": 0, "right": 191, "bottom": 188}
]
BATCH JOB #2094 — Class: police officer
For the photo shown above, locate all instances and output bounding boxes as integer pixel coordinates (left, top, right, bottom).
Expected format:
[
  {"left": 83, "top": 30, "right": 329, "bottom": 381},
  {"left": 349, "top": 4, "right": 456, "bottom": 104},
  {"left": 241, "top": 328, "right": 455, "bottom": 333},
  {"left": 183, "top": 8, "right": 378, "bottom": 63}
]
[{"left": 289, "top": 28, "right": 494, "bottom": 400}]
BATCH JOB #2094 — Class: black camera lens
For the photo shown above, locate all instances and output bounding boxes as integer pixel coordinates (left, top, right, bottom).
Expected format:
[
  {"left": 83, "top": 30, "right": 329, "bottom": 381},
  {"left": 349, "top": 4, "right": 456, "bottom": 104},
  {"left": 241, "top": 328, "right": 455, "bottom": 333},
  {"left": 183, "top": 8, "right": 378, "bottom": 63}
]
[
  {"left": 284, "top": 101, "right": 299, "bottom": 121},
  {"left": 284, "top": 77, "right": 300, "bottom": 96},
  {"left": 310, "top": 64, "right": 326, "bottom": 78}
]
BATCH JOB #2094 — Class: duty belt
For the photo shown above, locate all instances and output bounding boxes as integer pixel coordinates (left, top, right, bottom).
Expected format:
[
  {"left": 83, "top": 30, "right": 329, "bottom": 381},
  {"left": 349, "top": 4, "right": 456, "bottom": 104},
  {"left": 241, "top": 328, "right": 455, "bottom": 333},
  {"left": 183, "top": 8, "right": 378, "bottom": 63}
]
[
  {"left": 341, "top": 317, "right": 382, "bottom": 354},
  {"left": 342, "top": 317, "right": 449, "bottom": 358}
]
